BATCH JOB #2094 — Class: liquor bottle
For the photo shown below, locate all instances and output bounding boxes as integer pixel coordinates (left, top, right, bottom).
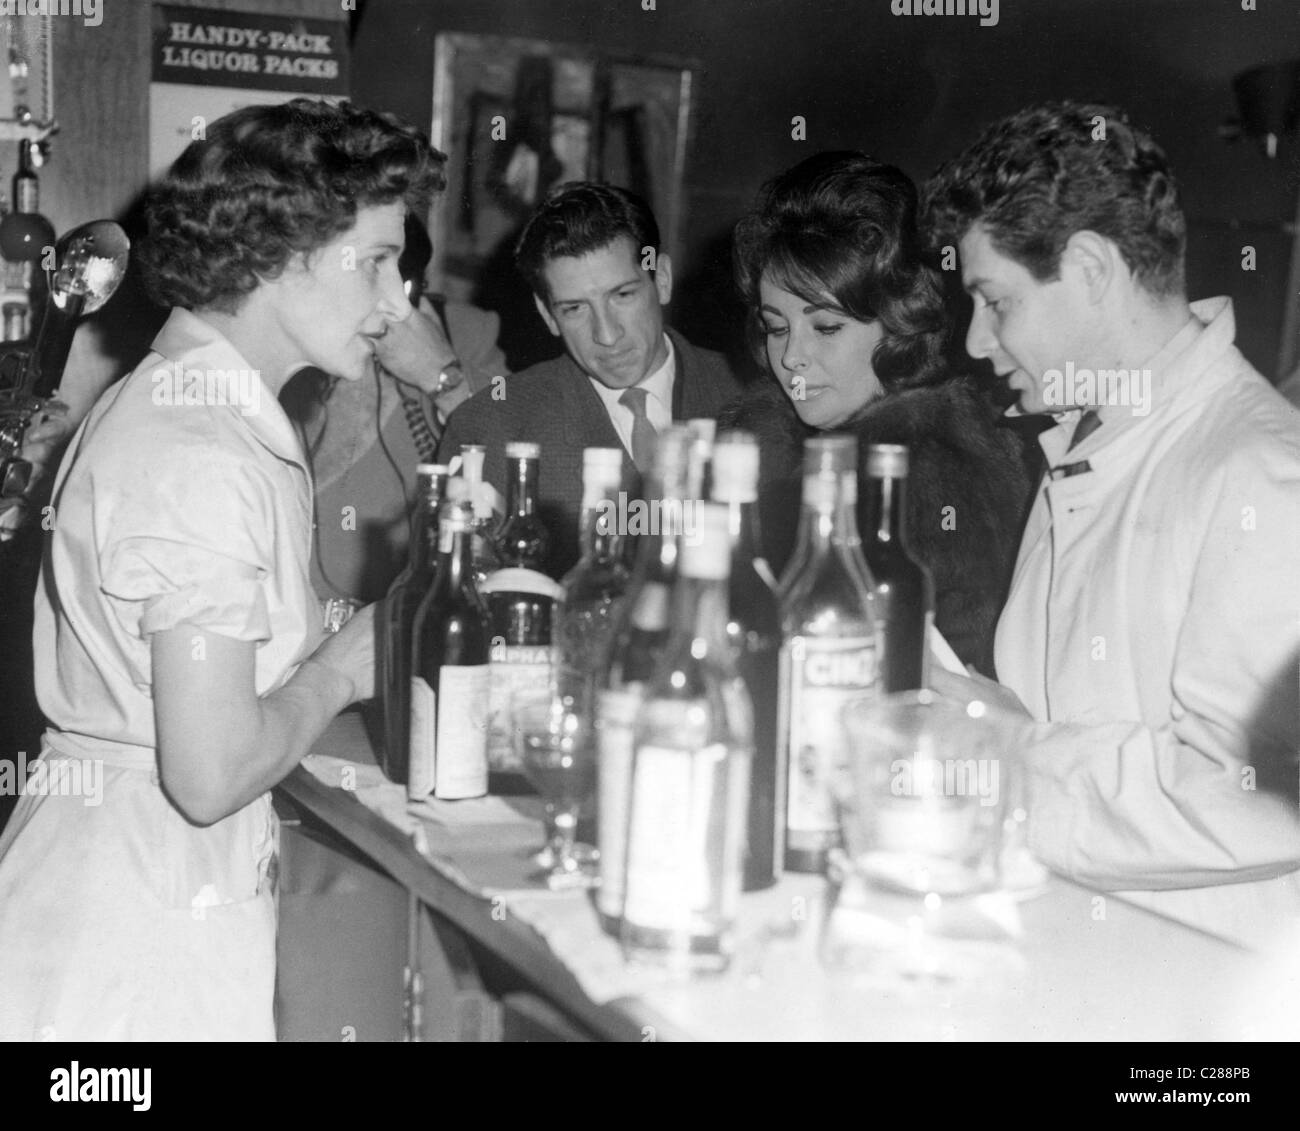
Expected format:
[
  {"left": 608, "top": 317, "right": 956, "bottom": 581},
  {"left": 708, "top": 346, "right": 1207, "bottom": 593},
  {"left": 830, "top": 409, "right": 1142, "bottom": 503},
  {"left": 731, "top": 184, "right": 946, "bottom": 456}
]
[
  {"left": 558, "top": 447, "right": 628, "bottom": 677},
  {"left": 13, "top": 140, "right": 38, "bottom": 214},
  {"left": 458, "top": 443, "right": 499, "bottom": 583},
  {"left": 595, "top": 425, "right": 692, "bottom": 933},
  {"left": 480, "top": 565, "right": 564, "bottom": 777},
  {"left": 685, "top": 417, "right": 715, "bottom": 501},
  {"left": 861, "top": 444, "right": 933, "bottom": 692},
  {"left": 409, "top": 477, "right": 491, "bottom": 801},
  {"left": 621, "top": 502, "right": 753, "bottom": 969},
  {"left": 378, "top": 462, "right": 447, "bottom": 784},
  {"left": 493, "top": 441, "right": 551, "bottom": 570},
  {"left": 777, "top": 436, "right": 878, "bottom": 873},
  {"left": 712, "top": 430, "right": 782, "bottom": 891}
]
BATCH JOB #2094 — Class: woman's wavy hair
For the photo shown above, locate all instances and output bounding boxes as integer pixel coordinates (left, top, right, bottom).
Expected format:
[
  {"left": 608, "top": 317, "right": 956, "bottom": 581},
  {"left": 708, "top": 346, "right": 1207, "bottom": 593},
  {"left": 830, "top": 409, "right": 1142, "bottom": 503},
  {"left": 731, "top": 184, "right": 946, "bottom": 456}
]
[
  {"left": 140, "top": 98, "right": 445, "bottom": 312},
  {"left": 733, "top": 151, "right": 950, "bottom": 394}
]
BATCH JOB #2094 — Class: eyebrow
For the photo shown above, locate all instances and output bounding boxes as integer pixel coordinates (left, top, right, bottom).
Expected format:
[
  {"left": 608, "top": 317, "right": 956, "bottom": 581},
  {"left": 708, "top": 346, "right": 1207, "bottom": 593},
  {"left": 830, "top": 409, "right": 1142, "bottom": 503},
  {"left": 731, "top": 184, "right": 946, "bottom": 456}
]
[
  {"left": 551, "top": 277, "right": 644, "bottom": 305},
  {"left": 759, "top": 301, "right": 842, "bottom": 317}
]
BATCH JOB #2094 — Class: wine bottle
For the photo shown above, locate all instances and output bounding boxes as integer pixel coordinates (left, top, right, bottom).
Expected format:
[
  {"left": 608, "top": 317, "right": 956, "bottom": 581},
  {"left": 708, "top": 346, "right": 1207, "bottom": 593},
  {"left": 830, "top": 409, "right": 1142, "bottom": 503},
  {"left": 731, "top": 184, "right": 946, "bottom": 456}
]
[
  {"left": 712, "top": 430, "right": 782, "bottom": 891},
  {"left": 378, "top": 462, "right": 447, "bottom": 784},
  {"left": 493, "top": 441, "right": 551, "bottom": 570},
  {"left": 621, "top": 502, "right": 753, "bottom": 970},
  {"left": 557, "top": 447, "right": 629, "bottom": 678},
  {"left": 861, "top": 444, "right": 933, "bottom": 692},
  {"left": 777, "top": 435, "right": 878, "bottom": 873},
  {"left": 595, "top": 424, "right": 692, "bottom": 934},
  {"left": 13, "top": 140, "right": 38, "bottom": 214},
  {"left": 409, "top": 477, "right": 491, "bottom": 801}
]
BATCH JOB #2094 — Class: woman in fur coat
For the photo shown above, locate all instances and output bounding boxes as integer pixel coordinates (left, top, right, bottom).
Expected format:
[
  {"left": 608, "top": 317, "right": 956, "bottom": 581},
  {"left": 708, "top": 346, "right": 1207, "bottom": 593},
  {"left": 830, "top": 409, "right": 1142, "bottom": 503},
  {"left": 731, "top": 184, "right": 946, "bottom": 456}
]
[{"left": 718, "top": 151, "right": 1033, "bottom": 674}]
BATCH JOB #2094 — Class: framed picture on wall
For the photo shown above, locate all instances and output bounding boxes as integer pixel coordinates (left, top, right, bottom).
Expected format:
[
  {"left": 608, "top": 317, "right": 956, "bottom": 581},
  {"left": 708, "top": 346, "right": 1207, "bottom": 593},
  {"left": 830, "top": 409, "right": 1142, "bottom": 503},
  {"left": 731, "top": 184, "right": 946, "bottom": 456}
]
[{"left": 429, "top": 32, "right": 698, "bottom": 306}]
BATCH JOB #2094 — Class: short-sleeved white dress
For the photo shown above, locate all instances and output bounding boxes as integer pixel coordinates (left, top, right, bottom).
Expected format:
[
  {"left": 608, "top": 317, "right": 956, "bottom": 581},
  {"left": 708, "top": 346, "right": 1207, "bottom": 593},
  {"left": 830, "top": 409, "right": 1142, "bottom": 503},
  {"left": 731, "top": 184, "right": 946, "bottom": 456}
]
[{"left": 0, "top": 309, "right": 321, "bottom": 1040}]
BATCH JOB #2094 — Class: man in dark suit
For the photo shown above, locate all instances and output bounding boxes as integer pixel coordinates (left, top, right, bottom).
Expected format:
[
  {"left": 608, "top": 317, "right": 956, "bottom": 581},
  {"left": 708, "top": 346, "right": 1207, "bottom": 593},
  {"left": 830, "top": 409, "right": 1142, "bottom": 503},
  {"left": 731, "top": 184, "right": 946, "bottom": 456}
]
[{"left": 439, "top": 182, "right": 742, "bottom": 578}]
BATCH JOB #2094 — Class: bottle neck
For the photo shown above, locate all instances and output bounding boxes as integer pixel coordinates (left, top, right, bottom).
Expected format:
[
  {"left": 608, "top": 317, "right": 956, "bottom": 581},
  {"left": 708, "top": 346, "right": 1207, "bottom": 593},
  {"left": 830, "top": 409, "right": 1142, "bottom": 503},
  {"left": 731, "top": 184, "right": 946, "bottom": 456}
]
[
  {"left": 863, "top": 474, "right": 907, "bottom": 548},
  {"left": 441, "top": 525, "right": 476, "bottom": 592},
  {"left": 580, "top": 495, "right": 622, "bottom": 564},
  {"left": 666, "top": 573, "right": 732, "bottom": 662},
  {"left": 410, "top": 483, "right": 443, "bottom": 573},
  {"left": 504, "top": 457, "right": 540, "bottom": 518}
]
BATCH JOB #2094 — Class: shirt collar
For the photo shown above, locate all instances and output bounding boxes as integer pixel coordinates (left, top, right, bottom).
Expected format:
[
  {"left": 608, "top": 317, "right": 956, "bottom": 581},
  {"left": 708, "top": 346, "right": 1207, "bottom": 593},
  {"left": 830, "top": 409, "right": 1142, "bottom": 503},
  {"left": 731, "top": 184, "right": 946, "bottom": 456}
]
[
  {"left": 151, "top": 308, "right": 308, "bottom": 471},
  {"left": 1031, "top": 296, "right": 1241, "bottom": 464},
  {"left": 588, "top": 333, "right": 675, "bottom": 413}
]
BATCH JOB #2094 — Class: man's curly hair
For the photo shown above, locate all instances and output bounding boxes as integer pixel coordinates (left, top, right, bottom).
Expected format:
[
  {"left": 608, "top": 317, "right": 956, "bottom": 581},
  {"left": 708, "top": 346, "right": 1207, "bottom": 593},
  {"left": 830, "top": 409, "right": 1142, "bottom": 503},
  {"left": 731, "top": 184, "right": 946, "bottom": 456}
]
[
  {"left": 733, "top": 151, "right": 951, "bottom": 394},
  {"left": 139, "top": 98, "right": 445, "bottom": 312},
  {"left": 920, "top": 101, "right": 1186, "bottom": 297}
]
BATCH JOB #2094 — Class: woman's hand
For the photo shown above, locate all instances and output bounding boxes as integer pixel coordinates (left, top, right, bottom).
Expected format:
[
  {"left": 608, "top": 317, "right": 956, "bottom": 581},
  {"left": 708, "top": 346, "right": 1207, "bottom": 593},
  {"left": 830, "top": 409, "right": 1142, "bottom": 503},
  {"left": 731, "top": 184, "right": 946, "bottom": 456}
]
[
  {"left": 374, "top": 301, "right": 458, "bottom": 396},
  {"left": 308, "top": 601, "right": 376, "bottom": 705},
  {"left": 928, "top": 665, "right": 1033, "bottom": 720}
]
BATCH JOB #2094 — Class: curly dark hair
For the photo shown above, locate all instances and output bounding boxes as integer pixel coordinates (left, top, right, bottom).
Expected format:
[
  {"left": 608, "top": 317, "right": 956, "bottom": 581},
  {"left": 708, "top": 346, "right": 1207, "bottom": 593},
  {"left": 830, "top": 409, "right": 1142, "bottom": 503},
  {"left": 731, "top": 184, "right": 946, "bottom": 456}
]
[
  {"left": 140, "top": 98, "right": 445, "bottom": 312},
  {"left": 733, "top": 151, "right": 951, "bottom": 394},
  {"left": 515, "top": 181, "right": 660, "bottom": 300},
  {"left": 920, "top": 101, "right": 1186, "bottom": 297}
]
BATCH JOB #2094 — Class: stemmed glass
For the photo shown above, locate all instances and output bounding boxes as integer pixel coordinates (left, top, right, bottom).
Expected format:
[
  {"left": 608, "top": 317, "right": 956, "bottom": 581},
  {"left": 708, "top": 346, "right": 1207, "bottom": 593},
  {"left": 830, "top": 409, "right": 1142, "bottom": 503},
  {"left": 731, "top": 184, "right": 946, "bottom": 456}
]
[{"left": 512, "top": 667, "right": 600, "bottom": 890}]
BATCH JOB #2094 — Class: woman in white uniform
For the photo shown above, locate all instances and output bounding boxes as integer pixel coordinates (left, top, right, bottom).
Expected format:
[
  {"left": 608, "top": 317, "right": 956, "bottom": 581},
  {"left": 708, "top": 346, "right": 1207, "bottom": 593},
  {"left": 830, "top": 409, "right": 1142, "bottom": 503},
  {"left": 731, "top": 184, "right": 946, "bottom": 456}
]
[{"left": 0, "top": 98, "right": 443, "bottom": 1040}]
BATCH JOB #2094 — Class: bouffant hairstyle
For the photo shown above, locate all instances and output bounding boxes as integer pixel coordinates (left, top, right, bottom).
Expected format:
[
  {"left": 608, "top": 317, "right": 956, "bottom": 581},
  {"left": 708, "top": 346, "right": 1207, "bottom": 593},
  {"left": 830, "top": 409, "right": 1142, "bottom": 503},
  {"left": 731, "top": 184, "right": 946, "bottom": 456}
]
[
  {"left": 733, "top": 151, "right": 951, "bottom": 393},
  {"left": 921, "top": 101, "right": 1186, "bottom": 297},
  {"left": 515, "top": 181, "right": 660, "bottom": 300},
  {"left": 140, "top": 98, "right": 445, "bottom": 312}
]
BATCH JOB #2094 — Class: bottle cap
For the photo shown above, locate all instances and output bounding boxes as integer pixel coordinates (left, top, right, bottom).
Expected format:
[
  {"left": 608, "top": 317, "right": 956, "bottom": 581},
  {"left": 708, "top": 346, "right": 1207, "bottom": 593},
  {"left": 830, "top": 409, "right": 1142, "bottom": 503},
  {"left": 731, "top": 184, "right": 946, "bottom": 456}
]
[
  {"left": 582, "top": 446, "right": 624, "bottom": 486},
  {"left": 865, "top": 444, "right": 909, "bottom": 478},
  {"left": 651, "top": 425, "right": 692, "bottom": 488},
  {"left": 711, "top": 430, "right": 759, "bottom": 503},
  {"left": 802, "top": 434, "right": 857, "bottom": 476},
  {"left": 686, "top": 418, "right": 716, "bottom": 445},
  {"left": 416, "top": 462, "right": 448, "bottom": 476},
  {"left": 505, "top": 441, "right": 540, "bottom": 460},
  {"left": 680, "top": 502, "right": 731, "bottom": 580}
]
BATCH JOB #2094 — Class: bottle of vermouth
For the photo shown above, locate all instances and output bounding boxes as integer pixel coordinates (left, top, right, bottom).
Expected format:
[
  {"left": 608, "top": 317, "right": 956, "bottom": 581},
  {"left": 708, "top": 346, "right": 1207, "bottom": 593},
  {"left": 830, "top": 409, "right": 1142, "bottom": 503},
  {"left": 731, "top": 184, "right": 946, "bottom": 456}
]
[
  {"left": 622, "top": 503, "right": 753, "bottom": 970},
  {"left": 378, "top": 462, "right": 448, "bottom": 784},
  {"left": 712, "top": 430, "right": 782, "bottom": 891},
  {"left": 458, "top": 443, "right": 499, "bottom": 584},
  {"left": 409, "top": 477, "right": 491, "bottom": 801},
  {"left": 862, "top": 444, "right": 933, "bottom": 692},
  {"left": 778, "top": 435, "right": 877, "bottom": 873},
  {"left": 481, "top": 440, "right": 560, "bottom": 778},
  {"left": 595, "top": 425, "right": 692, "bottom": 934},
  {"left": 558, "top": 447, "right": 629, "bottom": 678},
  {"left": 494, "top": 441, "right": 550, "bottom": 570},
  {"left": 480, "top": 568, "right": 564, "bottom": 777}
]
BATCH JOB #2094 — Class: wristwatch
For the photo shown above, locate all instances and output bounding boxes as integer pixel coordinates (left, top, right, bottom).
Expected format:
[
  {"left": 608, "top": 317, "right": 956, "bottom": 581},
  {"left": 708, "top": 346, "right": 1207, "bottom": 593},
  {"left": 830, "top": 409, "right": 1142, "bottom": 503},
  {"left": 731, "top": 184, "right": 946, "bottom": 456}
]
[{"left": 435, "top": 359, "right": 465, "bottom": 395}]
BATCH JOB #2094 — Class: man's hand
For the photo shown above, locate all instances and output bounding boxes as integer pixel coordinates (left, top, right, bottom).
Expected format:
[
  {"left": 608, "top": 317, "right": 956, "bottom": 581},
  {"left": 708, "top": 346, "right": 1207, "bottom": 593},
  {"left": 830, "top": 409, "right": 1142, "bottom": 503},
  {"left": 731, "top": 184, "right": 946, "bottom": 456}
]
[{"left": 929, "top": 665, "right": 1033, "bottom": 720}]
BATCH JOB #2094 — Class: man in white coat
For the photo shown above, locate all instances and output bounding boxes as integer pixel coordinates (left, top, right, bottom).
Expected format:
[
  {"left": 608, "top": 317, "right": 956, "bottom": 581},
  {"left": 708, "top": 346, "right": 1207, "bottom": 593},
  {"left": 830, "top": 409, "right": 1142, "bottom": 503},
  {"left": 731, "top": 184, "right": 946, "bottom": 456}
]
[{"left": 922, "top": 101, "right": 1300, "bottom": 949}]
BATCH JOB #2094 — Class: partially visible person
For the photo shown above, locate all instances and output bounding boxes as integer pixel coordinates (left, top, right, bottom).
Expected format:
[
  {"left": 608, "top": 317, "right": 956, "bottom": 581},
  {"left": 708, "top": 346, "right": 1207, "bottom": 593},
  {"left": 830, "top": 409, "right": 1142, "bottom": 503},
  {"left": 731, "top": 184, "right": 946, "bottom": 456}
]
[
  {"left": 281, "top": 213, "right": 508, "bottom": 603},
  {"left": 0, "top": 98, "right": 441, "bottom": 1039},
  {"left": 718, "top": 151, "right": 1031, "bottom": 673},
  {"left": 439, "top": 181, "right": 743, "bottom": 579},
  {"left": 921, "top": 100, "right": 1300, "bottom": 948}
]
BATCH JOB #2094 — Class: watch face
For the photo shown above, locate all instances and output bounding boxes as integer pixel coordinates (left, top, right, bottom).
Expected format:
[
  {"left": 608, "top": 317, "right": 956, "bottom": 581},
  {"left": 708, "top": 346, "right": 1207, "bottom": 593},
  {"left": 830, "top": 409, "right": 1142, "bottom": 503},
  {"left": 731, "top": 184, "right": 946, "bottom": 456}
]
[{"left": 436, "top": 363, "right": 465, "bottom": 394}]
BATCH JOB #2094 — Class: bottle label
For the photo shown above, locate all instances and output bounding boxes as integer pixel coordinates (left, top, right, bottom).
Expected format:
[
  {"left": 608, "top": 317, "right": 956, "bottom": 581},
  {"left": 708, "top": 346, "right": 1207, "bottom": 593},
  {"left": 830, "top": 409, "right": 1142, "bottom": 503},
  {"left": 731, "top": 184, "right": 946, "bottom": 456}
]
[
  {"left": 623, "top": 743, "right": 721, "bottom": 931},
  {"left": 486, "top": 646, "right": 553, "bottom": 772},
  {"left": 779, "top": 637, "right": 877, "bottom": 844},
  {"left": 408, "top": 676, "right": 437, "bottom": 800},
  {"left": 595, "top": 685, "right": 642, "bottom": 918},
  {"left": 433, "top": 664, "right": 491, "bottom": 799}
]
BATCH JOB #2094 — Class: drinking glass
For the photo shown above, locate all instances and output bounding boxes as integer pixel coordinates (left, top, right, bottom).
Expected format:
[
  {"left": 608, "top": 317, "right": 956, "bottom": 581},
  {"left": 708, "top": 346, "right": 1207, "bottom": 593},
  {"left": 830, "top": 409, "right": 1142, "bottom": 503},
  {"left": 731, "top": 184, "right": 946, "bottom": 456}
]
[
  {"left": 513, "top": 667, "right": 599, "bottom": 889},
  {"left": 838, "top": 690, "right": 1007, "bottom": 898}
]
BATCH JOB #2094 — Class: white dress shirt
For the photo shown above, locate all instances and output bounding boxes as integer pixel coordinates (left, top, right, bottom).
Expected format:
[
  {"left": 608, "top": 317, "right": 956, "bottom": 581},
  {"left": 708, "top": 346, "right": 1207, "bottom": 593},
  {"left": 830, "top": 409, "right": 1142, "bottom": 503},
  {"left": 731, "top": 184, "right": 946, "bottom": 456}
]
[{"left": 588, "top": 334, "right": 675, "bottom": 459}]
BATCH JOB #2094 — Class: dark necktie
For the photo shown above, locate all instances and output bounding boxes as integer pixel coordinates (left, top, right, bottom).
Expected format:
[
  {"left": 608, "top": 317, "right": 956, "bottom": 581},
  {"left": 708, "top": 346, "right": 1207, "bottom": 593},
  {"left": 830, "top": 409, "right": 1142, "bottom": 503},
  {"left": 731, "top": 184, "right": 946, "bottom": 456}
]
[
  {"left": 1050, "top": 410, "right": 1102, "bottom": 479},
  {"left": 619, "top": 386, "right": 657, "bottom": 473}
]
